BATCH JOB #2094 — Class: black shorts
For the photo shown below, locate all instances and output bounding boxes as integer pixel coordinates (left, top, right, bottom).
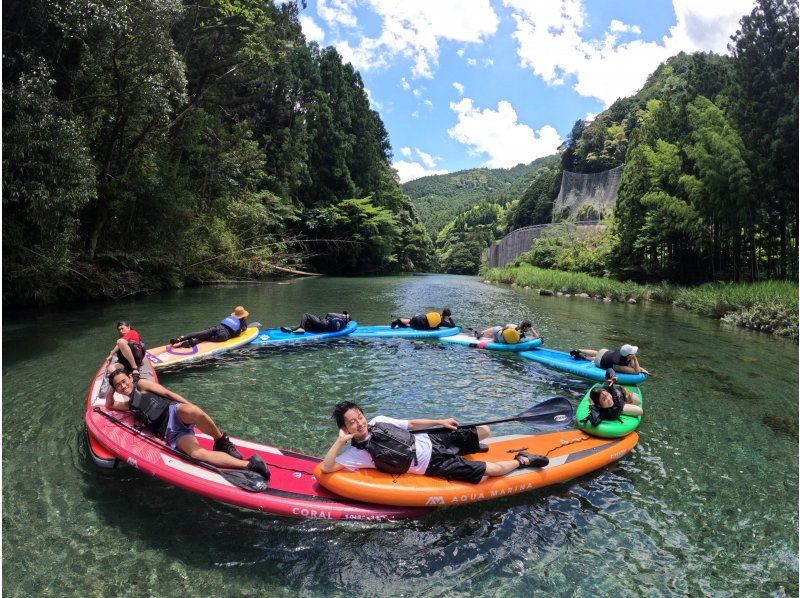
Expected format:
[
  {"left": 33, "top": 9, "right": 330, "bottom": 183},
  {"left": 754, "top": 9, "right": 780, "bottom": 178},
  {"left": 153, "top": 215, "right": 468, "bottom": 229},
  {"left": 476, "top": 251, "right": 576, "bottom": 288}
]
[
  {"left": 409, "top": 315, "right": 431, "bottom": 330},
  {"left": 425, "top": 428, "right": 487, "bottom": 484}
]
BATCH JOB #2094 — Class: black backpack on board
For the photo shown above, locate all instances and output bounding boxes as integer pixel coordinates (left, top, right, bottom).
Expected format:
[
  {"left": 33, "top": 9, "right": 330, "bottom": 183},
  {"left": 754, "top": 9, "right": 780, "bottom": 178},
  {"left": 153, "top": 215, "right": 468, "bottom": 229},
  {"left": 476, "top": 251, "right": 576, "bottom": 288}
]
[{"left": 351, "top": 422, "right": 418, "bottom": 475}]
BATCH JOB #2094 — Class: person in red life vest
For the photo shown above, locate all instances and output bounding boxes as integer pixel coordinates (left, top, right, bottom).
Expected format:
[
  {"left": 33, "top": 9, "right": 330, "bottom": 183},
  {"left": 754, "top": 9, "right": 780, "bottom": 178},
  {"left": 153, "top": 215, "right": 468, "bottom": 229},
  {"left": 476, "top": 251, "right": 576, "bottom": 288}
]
[
  {"left": 390, "top": 308, "right": 455, "bottom": 330},
  {"left": 106, "top": 321, "right": 146, "bottom": 376},
  {"left": 104, "top": 365, "right": 269, "bottom": 479},
  {"left": 170, "top": 306, "right": 249, "bottom": 348},
  {"left": 280, "top": 311, "right": 351, "bottom": 334},
  {"left": 320, "top": 401, "right": 548, "bottom": 483}
]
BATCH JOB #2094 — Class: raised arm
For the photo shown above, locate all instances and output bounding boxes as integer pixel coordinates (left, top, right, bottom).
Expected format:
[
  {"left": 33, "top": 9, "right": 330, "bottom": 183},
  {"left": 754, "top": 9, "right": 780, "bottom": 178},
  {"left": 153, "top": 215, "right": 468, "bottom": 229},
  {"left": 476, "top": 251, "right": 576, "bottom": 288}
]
[
  {"left": 407, "top": 417, "right": 459, "bottom": 431},
  {"left": 320, "top": 428, "right": 352, "bottom": 473}
]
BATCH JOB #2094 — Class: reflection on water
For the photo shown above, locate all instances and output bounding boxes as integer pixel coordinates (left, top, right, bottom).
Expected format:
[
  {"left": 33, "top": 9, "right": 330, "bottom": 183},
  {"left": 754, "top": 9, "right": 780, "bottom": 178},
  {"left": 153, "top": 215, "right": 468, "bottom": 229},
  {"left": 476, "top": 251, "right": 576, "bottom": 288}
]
[{"left": 3, "top": 275, "right": 798, "bottom": 595}]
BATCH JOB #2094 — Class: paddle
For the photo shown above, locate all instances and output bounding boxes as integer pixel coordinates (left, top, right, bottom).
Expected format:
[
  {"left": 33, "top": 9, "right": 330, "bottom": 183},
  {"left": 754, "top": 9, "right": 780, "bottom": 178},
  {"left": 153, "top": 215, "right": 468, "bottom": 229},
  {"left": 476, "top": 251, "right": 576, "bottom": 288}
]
[
  {"left": 411, "top": 396, "right": 574, "bottom": 434},
  {"left": 93, "top": 407, "right": 269, "bottom": 493}
]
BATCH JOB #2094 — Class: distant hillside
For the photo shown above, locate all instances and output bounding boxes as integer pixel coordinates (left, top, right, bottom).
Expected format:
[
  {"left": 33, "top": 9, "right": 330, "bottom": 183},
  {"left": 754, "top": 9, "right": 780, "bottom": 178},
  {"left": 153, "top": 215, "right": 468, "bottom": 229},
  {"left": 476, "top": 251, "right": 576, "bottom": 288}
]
[{"left": 402, "top": 155, "right": 560, "bottom": 236}]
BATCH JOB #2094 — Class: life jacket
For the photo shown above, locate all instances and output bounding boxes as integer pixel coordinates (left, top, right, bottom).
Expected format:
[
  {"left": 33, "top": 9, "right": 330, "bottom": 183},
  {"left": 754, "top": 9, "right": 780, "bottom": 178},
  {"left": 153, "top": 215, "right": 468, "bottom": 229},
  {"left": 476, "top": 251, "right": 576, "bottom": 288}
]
[
  {"left": 425, "top": 312, "right": 442, "bottom": 328},
  {"left": 327, "top": 315, "right": 345, "bottom": 331},
  {"left": 129, "top": 387, "right": 172, "bottom": 437},
  {"left": 220, "top": 316, "right": 242, "bottom": 335},
  {"left": 495, "top": 326, "right": 521, "bottom": 344},
  {"left": 351, "top": 422, "right": 418, "bottom": 475}
]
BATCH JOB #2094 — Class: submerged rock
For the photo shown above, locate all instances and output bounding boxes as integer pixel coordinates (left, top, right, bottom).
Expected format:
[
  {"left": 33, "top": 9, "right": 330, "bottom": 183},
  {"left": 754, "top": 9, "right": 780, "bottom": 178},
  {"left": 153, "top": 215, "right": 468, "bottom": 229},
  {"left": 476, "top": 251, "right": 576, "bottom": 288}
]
[{"left": 539, "top": 289, "right": 553, "bottom": 296}]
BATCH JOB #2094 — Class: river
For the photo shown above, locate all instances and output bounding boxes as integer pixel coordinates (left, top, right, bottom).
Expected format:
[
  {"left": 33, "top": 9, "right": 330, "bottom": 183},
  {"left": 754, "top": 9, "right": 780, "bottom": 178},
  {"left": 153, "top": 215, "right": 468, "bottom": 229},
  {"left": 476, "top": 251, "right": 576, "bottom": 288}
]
[{"left": 3, "top": 274, "right": 797, "bottom": 595}]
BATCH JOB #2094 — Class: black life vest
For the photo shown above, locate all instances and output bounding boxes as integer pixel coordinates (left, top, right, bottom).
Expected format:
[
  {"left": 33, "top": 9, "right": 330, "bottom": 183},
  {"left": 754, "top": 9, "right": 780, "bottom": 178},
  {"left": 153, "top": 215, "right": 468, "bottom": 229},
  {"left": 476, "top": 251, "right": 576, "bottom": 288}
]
[
  {"left": 129, "top": 388, "right": 172, "bottom": 437},
  {"left": 327, "top": 315, "right": 345, "bottom": 331},
  {"left": 351, "top": 422, "right": 418, "bottom": 475}
]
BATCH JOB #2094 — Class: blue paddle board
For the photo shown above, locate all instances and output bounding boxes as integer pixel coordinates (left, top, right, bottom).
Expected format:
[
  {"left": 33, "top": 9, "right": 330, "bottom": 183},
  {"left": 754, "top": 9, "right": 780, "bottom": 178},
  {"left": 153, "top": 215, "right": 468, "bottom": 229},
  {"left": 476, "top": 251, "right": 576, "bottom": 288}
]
[
  {"left": 440, "top": 333, "right": 543, "bottom": 352},
  {"left": 350, "top": 325, "right": 461, "bottom": 339},
  {"left": 251, "top": 321, "right": 357, "bottom": 346},
  {"left": 519, "top": 347, "right": 648, "bottom": 384}
]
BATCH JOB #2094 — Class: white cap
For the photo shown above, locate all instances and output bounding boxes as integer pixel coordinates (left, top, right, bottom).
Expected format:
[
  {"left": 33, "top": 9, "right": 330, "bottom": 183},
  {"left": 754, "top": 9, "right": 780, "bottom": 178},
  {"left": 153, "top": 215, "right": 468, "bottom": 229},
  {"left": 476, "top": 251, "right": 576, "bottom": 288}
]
[{"left": 620, "top": 344, "right": 638, "bottom": 356}]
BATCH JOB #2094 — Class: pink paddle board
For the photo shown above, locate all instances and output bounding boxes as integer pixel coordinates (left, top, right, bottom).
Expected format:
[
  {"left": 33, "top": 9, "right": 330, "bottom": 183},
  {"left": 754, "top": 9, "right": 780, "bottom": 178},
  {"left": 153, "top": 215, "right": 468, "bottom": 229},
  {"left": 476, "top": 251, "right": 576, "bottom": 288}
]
[{"left": 85, "top": 364, "right": 429, "bottom": 520}]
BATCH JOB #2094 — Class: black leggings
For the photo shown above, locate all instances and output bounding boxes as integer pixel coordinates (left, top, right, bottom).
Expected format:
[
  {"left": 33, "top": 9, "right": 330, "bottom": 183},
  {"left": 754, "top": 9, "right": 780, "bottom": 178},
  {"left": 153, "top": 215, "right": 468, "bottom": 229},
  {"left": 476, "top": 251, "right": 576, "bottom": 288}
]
[
  {"left": 180, "top": 325, "right": 231, "bottom": 346},
  {"left": 299, "top": 313, "right": 329, "bottom": 333}
]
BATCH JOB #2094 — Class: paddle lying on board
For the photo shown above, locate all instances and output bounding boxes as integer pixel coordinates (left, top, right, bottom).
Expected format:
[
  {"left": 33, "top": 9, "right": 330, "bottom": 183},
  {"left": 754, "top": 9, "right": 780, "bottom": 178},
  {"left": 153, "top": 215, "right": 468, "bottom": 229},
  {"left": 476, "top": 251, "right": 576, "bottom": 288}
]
[
  {"left": 93, "top": 407, "right": 269, "bottom": 493},
  {"left": 412, "top": 396, "right": 574, "bottom": 434}
]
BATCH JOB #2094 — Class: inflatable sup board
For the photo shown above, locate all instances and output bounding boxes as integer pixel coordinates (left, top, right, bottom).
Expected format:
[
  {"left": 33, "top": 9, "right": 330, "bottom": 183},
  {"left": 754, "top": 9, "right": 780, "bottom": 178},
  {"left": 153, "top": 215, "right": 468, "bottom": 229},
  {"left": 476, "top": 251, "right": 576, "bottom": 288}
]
[
  {"left": 85, "top": 383, "right": 428, "bottom": 520},
  {"left": 350, "top": 325, "right": 460, "bottom": 339},
  {"left": 251, "top": 321, "right": 357, "bottom": 346},
  {"left": 440, "top": 333, "right": 543, "bottom": 352},
  {"left": 519, "top": 347, "right": 648, "bottom": 384},
  {"left": 575, "top": 384, "right": 643, "bottom": 438},
  {"left": 146, "top": 326, "right": 259, "bottom": 370},
  {"left": 315, "top": 430, "right": 638, "bottom": 508}
]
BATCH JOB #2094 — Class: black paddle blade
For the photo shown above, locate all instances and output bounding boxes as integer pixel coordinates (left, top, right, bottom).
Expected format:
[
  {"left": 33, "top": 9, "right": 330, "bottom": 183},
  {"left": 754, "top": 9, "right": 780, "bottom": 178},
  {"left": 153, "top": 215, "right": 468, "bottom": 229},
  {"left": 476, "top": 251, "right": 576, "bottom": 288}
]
[
  {"left": 515, "top": 396, "right": 574, "bottom": 429},
  {"left": 217, "top": 468, "right": 270, "bottom": 493}
]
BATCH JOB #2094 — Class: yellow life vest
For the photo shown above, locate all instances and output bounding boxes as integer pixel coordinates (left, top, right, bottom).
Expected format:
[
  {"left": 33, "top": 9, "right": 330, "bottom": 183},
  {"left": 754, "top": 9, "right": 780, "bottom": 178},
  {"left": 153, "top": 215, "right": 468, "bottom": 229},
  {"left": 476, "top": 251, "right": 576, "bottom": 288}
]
[
  {"left": 501, "top": 327, "right": 521, "bottom": 344},
  {"left": 425, "top": 312, "right": 442, "bottom": 328}
]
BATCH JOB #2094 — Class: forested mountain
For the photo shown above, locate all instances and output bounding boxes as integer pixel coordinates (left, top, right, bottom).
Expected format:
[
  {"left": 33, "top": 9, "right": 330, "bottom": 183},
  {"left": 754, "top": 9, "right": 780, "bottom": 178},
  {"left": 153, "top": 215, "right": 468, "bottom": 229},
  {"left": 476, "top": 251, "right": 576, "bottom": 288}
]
[
  {"left": 3, "top": 0, "right": 434, "bottom": 305},
  {"left": 486, "top": 0, "right": 798, "bottom": 284},
  {"left": 403, "top": 155, "right": 559, "bottom": 237}
]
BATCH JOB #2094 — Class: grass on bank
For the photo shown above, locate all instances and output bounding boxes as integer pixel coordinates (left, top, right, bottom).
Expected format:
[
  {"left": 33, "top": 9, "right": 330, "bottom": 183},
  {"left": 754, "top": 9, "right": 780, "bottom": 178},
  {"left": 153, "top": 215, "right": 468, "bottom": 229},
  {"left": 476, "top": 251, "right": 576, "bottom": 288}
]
[{"left": 483, "top": 264, "right": 798, "bottom": 339}]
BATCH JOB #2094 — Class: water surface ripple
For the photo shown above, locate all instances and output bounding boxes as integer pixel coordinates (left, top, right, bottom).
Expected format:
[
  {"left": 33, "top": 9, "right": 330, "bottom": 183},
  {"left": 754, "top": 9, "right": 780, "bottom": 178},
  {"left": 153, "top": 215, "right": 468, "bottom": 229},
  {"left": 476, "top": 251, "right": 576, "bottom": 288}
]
[{"left": 3, "top": 275, "right": 797, "bottom": 595}]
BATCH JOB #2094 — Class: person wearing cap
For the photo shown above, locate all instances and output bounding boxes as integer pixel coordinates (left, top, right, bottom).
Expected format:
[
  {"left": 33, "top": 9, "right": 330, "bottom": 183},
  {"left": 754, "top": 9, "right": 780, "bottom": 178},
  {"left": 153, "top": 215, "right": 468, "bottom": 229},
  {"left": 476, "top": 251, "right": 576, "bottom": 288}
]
[
  {"left": 107, "top": 320, "right": 146, "bottom": 376},
  {"left": 474, "top": 321, "right": 537, "bottom": 344},
  {"left": 280, "top": 311, "right": 351, "bottom": 334},
  {"left": 570, "top": 343, "right": 650, "bottom": 375},
  {"left": 169, "top": 306, "right": 249, "bottom": 348},
  {"left": 602, "top": 368, "right": 642, "bottom": 407}
]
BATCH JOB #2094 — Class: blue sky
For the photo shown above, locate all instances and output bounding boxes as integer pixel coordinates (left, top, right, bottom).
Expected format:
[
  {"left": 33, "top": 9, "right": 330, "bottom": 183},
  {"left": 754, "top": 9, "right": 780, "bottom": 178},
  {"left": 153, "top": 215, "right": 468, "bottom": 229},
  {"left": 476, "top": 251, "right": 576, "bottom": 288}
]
[{"left": 298, "top": 0, "right": 755, "bottom": 182}]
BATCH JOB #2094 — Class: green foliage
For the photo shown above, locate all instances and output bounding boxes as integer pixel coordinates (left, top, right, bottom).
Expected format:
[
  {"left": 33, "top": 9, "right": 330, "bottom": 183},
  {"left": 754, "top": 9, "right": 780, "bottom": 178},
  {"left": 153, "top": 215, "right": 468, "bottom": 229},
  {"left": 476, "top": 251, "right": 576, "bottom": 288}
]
[
  {"left": 2, "top": 0, "right": 434, "bottom": 304},
  {"left": 404, "top": 155, "right": 559, "bottom": 237},
  {"left": 504, "top": 166, "right": 562, "bottom": 230},
  {"left": 512, "top": 225, "right": 614, "bottom": 277}
]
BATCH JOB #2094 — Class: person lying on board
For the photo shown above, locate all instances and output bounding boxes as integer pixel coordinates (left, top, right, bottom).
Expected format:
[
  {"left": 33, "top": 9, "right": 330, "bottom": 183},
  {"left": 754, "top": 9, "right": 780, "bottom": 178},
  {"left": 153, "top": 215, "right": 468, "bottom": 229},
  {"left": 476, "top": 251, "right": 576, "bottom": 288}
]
[
  {"left": 104, "top": 365, "right": 269, "bottom": 480},
  {"left": 106, "top": 321, "right": 146, "bottom": 377},
  {"left": 584, "top": 380, "right": 644, "bottom": 426},
  {"left": 569, "top": 343, "right": 650, "bottom": 375},
  {"left": 602, "top": 368, "right": 643, "bottom": 407},
  {"left": 280, "top": 311, "right": 351, "bottom": 334},
  {"left": 473, "top": 321, "right": 537, "bottom": 343},
  {"left": 320, "top": 401, "right": 549, "bottom": 483},
  {"left": 390, "top": 308, "right": 456, "bottom": 330},
  {"left": 170, "top": 306, "right": 249, "bottom": 348}
]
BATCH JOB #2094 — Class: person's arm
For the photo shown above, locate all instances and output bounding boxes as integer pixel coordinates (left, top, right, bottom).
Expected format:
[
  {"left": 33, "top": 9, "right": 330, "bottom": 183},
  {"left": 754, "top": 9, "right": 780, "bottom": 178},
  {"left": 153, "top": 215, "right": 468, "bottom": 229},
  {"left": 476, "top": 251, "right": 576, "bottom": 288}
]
[
  {"left": 622, "top": 403, "right": 643, "bottom": 416},
  {"left": 614, "top": 364, "right": 637, "bottom": 374},
  {"left": 622, "top": 387, "right": 641, "bottom": 405},
  {"left": 137, "top": 379, "right": 189, "bottom": 405},
  {"left": 407, "top": 417, "right": 458, "bottom": 431},
  {"left": 105, "top": 387, "right": 130, "bottom": 411},
  {"left": 320, "top": 428, "right": 353, "bottom": 473}
]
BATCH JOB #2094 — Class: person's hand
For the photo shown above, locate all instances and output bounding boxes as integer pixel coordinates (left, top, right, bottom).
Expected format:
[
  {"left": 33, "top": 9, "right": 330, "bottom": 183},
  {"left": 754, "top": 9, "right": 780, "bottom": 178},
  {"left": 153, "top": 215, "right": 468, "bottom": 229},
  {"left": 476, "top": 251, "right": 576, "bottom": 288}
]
[
  {"left": 439, "top": 418, "right": 459, "bottom": 430},
  {"left": 641, "top": 368, "right": 651, "bottom": 376},
  {"left": 338, "top": 428, "right": 354, "bottom": 443}
]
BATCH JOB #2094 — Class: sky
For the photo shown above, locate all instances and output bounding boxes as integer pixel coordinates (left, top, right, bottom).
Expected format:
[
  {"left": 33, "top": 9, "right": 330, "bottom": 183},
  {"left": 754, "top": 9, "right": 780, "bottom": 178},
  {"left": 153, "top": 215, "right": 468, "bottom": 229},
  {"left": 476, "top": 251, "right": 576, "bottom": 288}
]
[{"left": 298, "top": 0, "right": 756, "bottom": 183}]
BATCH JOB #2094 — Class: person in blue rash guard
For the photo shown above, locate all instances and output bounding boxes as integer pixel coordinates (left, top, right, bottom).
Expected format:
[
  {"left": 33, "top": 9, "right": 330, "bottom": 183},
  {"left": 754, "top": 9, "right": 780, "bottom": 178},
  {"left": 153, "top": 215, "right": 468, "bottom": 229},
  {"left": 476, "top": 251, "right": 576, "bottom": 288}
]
[{"left": 170, "top": 306, "right": 249, "bottom": 348}]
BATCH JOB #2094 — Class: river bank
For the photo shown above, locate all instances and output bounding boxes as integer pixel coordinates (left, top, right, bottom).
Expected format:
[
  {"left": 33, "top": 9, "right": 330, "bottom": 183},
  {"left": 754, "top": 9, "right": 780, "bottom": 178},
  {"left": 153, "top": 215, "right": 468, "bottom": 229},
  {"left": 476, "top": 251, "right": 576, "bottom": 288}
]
[{"left": 483, "top": 264, "right": 798, "bottom": 339}]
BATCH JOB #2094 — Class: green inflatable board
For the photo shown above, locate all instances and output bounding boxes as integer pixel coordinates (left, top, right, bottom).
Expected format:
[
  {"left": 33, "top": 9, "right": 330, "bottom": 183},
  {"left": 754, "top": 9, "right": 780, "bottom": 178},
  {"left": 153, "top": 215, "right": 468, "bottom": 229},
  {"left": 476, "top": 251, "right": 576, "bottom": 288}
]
[{"left": 576, "top": 383, "right": 643, "bottom": 438}]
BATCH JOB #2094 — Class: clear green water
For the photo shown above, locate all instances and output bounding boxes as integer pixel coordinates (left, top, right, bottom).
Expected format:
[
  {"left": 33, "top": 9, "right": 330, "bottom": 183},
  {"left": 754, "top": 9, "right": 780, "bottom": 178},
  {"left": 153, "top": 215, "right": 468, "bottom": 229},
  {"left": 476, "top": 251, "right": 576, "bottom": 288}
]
[{"left": 3, "top": 275, "right": 797, "bottom": 596}]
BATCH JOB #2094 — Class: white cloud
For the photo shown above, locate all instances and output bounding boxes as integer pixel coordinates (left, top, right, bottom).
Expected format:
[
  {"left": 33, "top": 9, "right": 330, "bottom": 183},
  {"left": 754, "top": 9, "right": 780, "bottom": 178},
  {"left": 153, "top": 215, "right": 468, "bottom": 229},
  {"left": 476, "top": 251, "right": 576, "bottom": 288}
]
[
  {"left": 327, "top": 1, "right": 499, "bottom": 78},
  {"left": 414, "top": 148, "right": 438, "bottom": 168},
  {"left": 448, "top": 98, "right": 564, "bottom": 168},
  {"left": 483, "top": 58, "right": 494, "bottom": 67},
  {"left": 466, "top": 58, "right": 477, "bottom": 66},
  {"left": 584, "top": 111, "right": 597, "bottom": 122},
  {"left": 412, "top": 88, "right": 422, "bottom": 98},
  {"left": 364, "top": 87, "right": 383, "bottom": 110},
  {"left": 400, "top": 77, "right": 411, "bottom": 90},
  {"left": 318, "top": 0, "right": 358, "bottom": 28},
  {"left": 504, "top": 0, "right": 755, "bottom": 106},
  {"left": 453, "top": 82, "right": 465, "bottom": 95},
  {"left": 400, "top": 147, "right": 412, "bottom": 157},
  {"left": 300, "top": 15, "right": 325, "bottom": 44},
  {"left": 411, "top": 111, "right": 419, "bottom": 118},
  {"left": 423, "top": 99, "right": 433, "bottom": 107},
  {"left": 393, "top": 160, "right": 449, "bottom": 183},
  {"left": 457, "top": 49, "right": 465, "bottom": 56}
]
